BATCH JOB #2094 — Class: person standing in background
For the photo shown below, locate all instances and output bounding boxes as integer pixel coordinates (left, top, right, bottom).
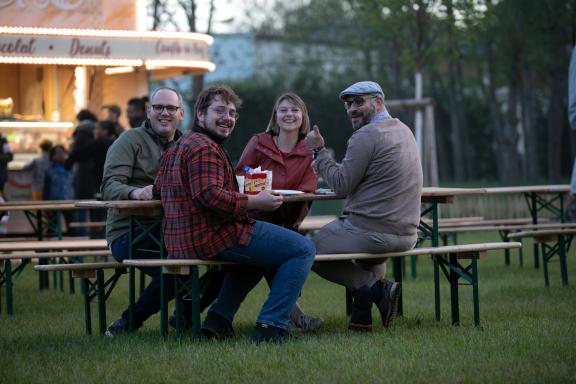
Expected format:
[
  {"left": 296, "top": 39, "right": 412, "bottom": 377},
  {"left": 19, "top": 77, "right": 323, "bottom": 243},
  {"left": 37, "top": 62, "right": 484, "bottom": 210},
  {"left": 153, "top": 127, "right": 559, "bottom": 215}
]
[
  {"left": 23, "top": 140, "right": 53, "bottom": 200},
  {"left": 126, "top": 97, "right": 147, "bottom": 128},
  {"left": 43, "top": 145, "right": 77, "bottom": 235},
  {"left": 100, "top": 104, "right": 125, "bottom": 137},
  {"left": 0, "top": 132, "right": 13, "bottom": 193}
]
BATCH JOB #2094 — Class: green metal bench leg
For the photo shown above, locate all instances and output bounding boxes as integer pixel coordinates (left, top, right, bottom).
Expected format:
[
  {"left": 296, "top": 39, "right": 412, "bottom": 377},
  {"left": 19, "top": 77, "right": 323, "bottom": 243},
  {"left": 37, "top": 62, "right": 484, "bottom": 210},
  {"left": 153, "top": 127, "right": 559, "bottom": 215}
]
[
  {"left": 140, "top": 270, "right": 146, "bottom": 295},
  {"left": 128, "top": 266, "right": 135, "bottom": 331},
  {"left": 410, "top": 255, "right": 417, "bottom": 280},
  {"left": 81, "top": 278, "right": 92, "bottom": 335},
  {"left": 392, "top": 257, "right": 403, "bottom": 316},
  {"left": 559, "top": 235, "right": 569, "bottom": 286},
  {"left": 69, "top": 271, "right": 75, "bottom": 294},
  {"left": 174, "top": 275, "right": 183, "bottom": 338},
  {"left": 471, "top": 255, "right": 480, "bottom": 326},
  {"left": 6, "top": 260, "right": 13, "bottom": 316},
  {"left": 345, "top": 288, "right": 352, "bottom": 316},
  {"left": 519, "top": 244, "right": 524, "bottom": 267},
  {"left": 97, "top": 270, "right": 107, "bottom": 335},
  {"left": 433, "top": 255, "right": 441, "bottom": 321},
  {"left": 190, "top": 266, "right": 201, "bottom": 341},
  {"left": 160, "top": 271, "right": 168, "bottom": 337},
  {"left": 448, "top": 253, "right": 459, "bottom": 325},
  {"left": 59, "top": 270, "right": 64, "bottom": 292}
]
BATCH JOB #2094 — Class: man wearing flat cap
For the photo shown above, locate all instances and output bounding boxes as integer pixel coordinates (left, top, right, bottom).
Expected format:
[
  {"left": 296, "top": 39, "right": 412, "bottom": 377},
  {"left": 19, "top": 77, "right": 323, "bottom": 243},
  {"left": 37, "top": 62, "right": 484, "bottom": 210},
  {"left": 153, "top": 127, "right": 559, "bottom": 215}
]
[{"left": 305, "top": 81, "right": 422, "bottom": 331}]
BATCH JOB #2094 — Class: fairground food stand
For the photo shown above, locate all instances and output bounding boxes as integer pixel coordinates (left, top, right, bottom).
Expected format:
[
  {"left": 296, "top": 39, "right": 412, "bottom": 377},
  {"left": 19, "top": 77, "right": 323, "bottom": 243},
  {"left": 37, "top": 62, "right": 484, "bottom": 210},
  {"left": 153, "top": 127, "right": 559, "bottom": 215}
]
[{"left": 0, "top": 0, "right": 214, "bottom": 200}]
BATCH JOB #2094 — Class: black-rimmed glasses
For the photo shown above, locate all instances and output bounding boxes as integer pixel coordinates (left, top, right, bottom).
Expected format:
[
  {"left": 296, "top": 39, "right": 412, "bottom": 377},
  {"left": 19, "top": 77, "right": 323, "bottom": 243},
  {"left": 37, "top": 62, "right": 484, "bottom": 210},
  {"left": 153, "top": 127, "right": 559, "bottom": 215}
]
[
  {"left": 151, "top": 104, "right": 181, "bottom": 114},
  {"left": 343, "top": 96, "right": 377, "bottom": 109}
]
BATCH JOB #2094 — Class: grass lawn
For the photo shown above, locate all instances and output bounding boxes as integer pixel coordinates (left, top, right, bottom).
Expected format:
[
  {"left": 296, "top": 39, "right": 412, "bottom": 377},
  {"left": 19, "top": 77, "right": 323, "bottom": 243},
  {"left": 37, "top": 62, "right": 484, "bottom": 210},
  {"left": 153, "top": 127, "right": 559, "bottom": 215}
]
[{"left": 1, "top": 232, "right": 575, "bottom": 383}]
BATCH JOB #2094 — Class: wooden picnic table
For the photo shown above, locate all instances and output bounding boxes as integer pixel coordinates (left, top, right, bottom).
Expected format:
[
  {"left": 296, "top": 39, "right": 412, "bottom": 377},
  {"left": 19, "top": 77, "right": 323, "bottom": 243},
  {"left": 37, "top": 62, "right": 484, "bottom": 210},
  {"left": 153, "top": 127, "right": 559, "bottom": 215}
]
[
  {"left": 1, "top": 199, "right": 106, "bottom": 289},
  {"left": 77, "top": 186, "right": 485, "bottom": 325},
  {"left": 482, "top": 185, "right": 570, "bottom": 268}
]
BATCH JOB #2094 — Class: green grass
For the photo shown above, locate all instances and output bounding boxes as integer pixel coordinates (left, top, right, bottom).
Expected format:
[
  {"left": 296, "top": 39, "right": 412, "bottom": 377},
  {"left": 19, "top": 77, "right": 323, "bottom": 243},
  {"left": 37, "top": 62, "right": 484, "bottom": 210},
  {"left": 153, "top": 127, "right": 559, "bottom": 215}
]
[{"left": 1, "top": 232, "right": 576, "bottom": 383}]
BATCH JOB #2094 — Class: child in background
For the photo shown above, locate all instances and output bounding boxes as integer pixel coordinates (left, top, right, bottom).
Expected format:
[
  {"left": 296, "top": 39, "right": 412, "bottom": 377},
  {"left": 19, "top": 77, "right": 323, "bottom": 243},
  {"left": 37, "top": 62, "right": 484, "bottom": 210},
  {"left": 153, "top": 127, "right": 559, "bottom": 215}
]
[
  {"left": 23, "top": 139, "right": 53, "bottom": 200},
  {"left": 43, "top": 145, "right": 76, "bottom": 235}
]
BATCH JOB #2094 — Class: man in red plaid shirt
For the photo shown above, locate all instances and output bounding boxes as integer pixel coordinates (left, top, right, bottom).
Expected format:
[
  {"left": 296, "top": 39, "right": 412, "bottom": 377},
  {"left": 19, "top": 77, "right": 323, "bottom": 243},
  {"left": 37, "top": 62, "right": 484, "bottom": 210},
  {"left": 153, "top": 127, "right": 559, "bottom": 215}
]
[{"left": 154, "top": 85, "right": 316, "bottom": 344}]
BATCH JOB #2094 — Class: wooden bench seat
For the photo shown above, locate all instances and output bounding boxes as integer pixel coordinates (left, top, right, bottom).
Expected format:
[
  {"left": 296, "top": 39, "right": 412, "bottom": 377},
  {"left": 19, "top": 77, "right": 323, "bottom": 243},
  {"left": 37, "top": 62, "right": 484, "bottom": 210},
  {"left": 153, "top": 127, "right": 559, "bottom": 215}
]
[
  {"left": 68, "top": 221, "right": 106, "bottom": 229},
  {"left": 508, "top": 229, "right": 576, "bottom": 286},
  {"left": 119, "top": 241, "right": 521, "bottom": 338},
  {"left": 0, "top": 239, "right": 107, "bottom": 252}
]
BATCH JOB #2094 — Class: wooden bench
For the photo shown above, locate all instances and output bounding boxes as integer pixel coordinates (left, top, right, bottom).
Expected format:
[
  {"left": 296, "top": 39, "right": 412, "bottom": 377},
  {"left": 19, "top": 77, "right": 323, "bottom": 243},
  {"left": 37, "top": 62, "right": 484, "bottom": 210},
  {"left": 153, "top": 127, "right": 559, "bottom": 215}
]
[
  {"left": 34, "top": 262, "right": 126, "bottom": 335},
  {"left": 0, "top": 239, "right": 109, "bottom": 316},
  {"left": 508, "top": 229, "right": 576, "bottom": 286},
  {"left": 68, "top": 221, "right": 106, "bottom": 229},
  {"left": 115, "top": 241, "right": 521, "bottom": 339},
  {"left": 438, "top": 222, "right": 576, "bottom": 266}
]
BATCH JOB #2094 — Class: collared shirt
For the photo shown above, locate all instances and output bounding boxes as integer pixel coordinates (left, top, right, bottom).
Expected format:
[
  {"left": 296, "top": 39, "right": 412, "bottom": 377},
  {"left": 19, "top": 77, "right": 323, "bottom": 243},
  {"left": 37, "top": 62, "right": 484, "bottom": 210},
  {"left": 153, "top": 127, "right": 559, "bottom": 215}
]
[
  {"left": 370, "top": 111, "right": 391, "bottom": 123},
  {"left": 153, "top": 131, "right": 254, "bottom": 259}
]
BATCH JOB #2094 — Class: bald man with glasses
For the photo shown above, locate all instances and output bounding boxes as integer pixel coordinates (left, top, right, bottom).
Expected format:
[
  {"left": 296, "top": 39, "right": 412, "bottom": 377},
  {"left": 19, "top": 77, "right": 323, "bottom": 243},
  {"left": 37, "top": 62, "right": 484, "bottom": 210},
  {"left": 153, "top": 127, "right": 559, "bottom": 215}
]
[{"left": 304, "top": 81, "right": 423, "bottom": 332}]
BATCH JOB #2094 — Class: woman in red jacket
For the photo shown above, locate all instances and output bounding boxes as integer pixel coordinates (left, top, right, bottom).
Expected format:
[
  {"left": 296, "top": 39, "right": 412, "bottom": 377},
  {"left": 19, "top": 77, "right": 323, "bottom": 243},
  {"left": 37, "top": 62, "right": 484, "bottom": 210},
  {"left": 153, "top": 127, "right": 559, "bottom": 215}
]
[
  {"left": 236, "top": 93, "right": 321, "bottom": 332},
  {"left": 236, "top": 93, "right": 317, "bottom": 231}
]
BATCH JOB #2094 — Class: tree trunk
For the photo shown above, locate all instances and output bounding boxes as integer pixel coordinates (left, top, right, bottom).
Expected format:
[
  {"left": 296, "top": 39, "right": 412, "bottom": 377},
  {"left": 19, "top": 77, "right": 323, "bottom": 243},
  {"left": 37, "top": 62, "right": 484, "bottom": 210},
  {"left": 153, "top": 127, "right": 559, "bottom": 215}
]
[{"left": 546, "top": 42, "right": 565, "bottom": 183}]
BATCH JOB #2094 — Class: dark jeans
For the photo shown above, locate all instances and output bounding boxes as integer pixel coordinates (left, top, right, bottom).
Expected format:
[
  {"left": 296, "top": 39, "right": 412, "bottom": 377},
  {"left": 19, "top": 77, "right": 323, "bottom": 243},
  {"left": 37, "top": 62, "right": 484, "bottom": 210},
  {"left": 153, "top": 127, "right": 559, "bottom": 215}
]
[
  {"left": 210, "top": 221, "right": 315, "bottom": 329},
  {"left": 110, "top": 230, "right": 224, "bottom": 329}
]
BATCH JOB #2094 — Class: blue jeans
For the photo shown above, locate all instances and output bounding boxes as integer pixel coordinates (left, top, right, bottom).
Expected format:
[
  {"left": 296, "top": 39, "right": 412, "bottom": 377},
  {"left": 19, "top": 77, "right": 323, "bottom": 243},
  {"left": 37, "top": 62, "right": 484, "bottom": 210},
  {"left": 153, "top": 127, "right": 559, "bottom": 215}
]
[{"left": 209, "top": 220, "right": 315, "bottom": 329}]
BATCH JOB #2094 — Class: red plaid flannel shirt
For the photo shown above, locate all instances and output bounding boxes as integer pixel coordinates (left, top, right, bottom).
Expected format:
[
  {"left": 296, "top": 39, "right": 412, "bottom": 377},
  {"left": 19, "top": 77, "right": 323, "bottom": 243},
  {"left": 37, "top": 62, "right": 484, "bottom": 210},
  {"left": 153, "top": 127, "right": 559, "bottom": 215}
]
[{"left": 153, "top": 132, "right": 254, "bottom": 259}]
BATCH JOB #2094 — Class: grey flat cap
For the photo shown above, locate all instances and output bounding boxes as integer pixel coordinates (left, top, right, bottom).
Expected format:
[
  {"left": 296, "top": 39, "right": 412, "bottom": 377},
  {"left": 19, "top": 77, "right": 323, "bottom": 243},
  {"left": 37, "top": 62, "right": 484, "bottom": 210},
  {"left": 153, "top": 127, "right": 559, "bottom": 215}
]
[{"left": 339, "top": 81, "right": 385, "bottom": 100}]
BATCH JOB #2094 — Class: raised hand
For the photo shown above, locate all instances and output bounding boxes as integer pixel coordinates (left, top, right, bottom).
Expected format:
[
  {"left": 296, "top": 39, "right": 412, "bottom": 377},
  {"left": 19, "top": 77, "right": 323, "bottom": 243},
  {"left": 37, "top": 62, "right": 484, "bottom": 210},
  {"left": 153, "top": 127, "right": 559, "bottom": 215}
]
[{"left": 304, "top": 125, "right": 325, "bottom": 150}]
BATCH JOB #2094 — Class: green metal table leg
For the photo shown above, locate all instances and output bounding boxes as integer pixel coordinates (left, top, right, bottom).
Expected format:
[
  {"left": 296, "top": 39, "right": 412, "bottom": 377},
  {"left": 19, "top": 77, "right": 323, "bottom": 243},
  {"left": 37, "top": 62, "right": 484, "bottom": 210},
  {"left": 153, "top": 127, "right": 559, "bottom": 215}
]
[
  {"left": 190, "top": 266, "right": 201, "bottom": 341},
  {"left": 542, "top": 243, "right": 550, "bottom": 287},
  {"left": 97, "top": 270, "right": 107, "bottom": 335},
  {"left": 6, "top": 260, "right": 13, "bottom": 316},
  {"left": 559, "top": 235, "right": 569, "bottom": 286},
  {"left": 81, "top": 278, "right": 92, "bottom": 335},
  {"left": 128, "top": 216, "right": 135, "bottom": 332},
  {"left": 529, "top": 192, "right": 540, "bottom": 269},
  {"left": 432, "top": 201, "right": 441, "bottom": 321},
  {"left": 471, "top": 255, "right": 480, "bottom": 326},
  {"left": 449, "top": 253, "right": 459, "bottom": 326}
]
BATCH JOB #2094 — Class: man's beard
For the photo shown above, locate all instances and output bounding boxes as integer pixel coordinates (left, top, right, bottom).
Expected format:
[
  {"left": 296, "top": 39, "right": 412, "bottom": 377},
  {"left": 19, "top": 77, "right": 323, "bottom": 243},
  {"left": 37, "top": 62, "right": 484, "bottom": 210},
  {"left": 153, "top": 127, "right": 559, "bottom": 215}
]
[{"left": 349, "top": 105, "right": 376, "bottom": 130}]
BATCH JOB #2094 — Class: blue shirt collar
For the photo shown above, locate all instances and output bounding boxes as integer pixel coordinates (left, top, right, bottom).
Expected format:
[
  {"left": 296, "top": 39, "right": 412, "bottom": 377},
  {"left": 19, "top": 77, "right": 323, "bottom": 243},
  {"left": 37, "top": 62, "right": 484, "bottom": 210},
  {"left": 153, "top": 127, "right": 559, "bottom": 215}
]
[{"left": 370, "top": 111, "right": 391, "bottom": 123}]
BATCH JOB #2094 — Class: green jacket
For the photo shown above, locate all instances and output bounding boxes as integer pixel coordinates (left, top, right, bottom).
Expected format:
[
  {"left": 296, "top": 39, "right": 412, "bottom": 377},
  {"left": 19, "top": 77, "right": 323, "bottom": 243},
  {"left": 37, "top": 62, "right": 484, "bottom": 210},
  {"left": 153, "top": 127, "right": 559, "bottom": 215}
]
[{"left": 101, "top": 122, "right": 182, "bottom": 244}]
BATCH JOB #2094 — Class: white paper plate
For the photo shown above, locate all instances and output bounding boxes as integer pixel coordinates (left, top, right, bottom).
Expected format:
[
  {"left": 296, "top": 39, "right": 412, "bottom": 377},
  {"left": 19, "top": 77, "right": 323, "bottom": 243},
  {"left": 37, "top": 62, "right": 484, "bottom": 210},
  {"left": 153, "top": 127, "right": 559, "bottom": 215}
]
[{"left": 272, "top": 189, "right": 305, "bottom": 195}]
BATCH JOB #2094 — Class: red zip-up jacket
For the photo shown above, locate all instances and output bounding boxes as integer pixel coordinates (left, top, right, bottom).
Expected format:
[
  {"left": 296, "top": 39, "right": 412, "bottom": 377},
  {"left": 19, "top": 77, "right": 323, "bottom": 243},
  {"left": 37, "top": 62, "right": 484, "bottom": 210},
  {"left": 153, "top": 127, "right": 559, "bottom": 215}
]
[
  {"left": 154, "top": 131, "right": 254, "bottom": 259},
  {"left": 236, "top": 133, "right": 317, "bottom": 231}
]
